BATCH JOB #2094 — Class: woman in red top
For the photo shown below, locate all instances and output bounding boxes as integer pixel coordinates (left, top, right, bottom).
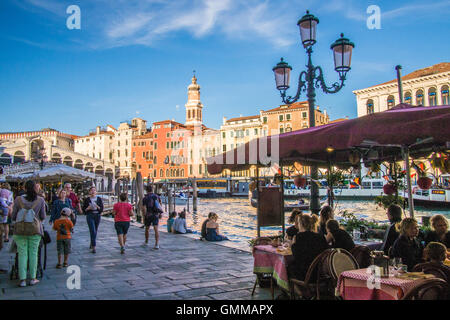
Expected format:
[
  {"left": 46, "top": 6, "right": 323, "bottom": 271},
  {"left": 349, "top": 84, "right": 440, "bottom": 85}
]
[{"left": 113, "top": 193, "right": 134, "bottom": 254}]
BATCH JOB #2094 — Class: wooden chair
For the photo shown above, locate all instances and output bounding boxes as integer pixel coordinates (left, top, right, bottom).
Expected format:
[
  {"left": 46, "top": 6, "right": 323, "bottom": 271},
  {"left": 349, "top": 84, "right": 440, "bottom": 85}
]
[
  {"left": 401, "top": 278, "right": 448, "bottom": 300},
  {"left": 350, "top": 245, "right": 372, "bottom": 269},
  {"left": 289, "top": 249, "right": 333, "bottom": 300}
]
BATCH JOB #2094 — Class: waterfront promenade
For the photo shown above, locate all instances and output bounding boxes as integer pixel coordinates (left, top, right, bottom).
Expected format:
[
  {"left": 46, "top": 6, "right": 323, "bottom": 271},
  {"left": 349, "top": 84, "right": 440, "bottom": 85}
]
[{"left": 0, "top": 216, "right": 276, "bottom": 300}]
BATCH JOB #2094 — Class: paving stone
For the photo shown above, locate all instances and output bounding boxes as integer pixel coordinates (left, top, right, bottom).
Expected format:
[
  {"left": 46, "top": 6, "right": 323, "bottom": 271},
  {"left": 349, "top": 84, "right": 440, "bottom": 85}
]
[{"left": 186, "top": 280, "right": 229, "bottom": 289}]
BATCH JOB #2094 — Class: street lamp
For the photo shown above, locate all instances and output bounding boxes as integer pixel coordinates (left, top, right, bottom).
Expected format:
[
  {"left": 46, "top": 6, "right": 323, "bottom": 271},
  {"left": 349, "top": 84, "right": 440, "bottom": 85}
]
[{"left": 272, "top": 10, "right": 354, "bottom": 214}]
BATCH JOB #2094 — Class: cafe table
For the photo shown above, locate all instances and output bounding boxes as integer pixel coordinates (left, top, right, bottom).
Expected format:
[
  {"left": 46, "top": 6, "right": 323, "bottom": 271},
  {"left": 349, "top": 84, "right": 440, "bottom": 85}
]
[
  {"left": 252, "top": 244, "right": 293, "bottom": 298},
  {"left": 337, "top": 268, "right": 432, "bottom": 300}
]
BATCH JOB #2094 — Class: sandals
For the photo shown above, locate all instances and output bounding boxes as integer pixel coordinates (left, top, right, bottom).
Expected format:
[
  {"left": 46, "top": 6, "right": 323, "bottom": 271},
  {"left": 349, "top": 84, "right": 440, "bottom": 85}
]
[
  {"left": 63, "top": 263, "right": 69, "bottom": 267},
  {"left": 56, "top": 264, "right": 62, "bottom": 269}
]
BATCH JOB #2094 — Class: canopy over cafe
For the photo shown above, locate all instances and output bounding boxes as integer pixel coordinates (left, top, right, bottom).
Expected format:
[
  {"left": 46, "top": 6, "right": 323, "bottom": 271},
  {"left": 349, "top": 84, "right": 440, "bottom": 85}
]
[{"left": 207, "top": 104, "right": 450, "bottom": 236}]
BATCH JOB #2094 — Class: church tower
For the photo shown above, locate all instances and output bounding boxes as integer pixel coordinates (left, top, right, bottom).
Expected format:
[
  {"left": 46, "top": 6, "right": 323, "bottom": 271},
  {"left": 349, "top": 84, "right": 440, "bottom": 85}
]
[{"left": 185, "top": 74, "right": 203, "bottom": 126}]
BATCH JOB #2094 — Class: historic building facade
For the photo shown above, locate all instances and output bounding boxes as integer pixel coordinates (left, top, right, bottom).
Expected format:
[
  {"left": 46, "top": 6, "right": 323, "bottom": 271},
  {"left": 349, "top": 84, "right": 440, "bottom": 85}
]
[{"left": 354, "top": 62, "right": 450, "bottom": 117}]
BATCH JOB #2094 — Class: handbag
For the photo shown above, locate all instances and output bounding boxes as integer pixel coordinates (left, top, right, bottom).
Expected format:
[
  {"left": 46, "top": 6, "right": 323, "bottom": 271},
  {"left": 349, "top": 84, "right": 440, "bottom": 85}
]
[
  {"left": 43, "top": 230, "right": 52, "bottom": 244},
  {"left": 14, "top": 196, "right": 42, "bottom": 236}
]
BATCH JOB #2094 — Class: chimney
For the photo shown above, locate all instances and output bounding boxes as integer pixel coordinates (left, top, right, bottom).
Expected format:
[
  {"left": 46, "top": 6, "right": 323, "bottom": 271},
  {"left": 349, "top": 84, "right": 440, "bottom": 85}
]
[
  {"left": 223, "top": 117, "right": 227, "bottom": 125},
  {"left": 96, "top": 126, "right": 101, "bottom": 134}
]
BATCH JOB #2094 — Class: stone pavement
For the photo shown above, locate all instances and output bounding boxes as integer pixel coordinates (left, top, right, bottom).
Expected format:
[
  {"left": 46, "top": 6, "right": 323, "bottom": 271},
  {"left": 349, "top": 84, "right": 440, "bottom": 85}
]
[{"left": 0, "top": 216, "right": 283, "bottom": 300}]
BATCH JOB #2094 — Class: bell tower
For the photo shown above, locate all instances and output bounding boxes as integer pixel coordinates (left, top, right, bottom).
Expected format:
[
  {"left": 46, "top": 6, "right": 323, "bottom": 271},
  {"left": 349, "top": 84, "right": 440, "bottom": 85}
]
[{"left": 185, "top": 73, "right": 203, "bottom": 126}]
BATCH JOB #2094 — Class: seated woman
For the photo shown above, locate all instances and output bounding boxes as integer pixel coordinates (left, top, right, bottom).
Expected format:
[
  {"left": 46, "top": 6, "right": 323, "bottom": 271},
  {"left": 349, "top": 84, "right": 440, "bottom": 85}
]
[
  {"left": 290, "top": 214, "right": 329, "bottom": 281},
  {"left": 286, "top": 209, "right": 302, "bottom": 240},
  {"left": 425, "top": 214, "right": 450, "bottom": 248},
  {"left": 167, "top": 211, "right": 177, "bottom": 233},
  {"left": 391, "top": 218, "right": 424, "bottom": 271},
  {"left": 318, "top": 205, "right": 333, "bottom": 237},
  {"left": 172, "top": 210, "right": 193, "bottom": 234},
  {"left": 325, "top": 219, "right": 355, "bottom": 252},
  {"left": 381, "top": 204, "right": 403, "bottom": 255},
  {"left": 205, "top": 213, "right": 229, "bottom": 241},
  {"left": 200, "top": 212, "right": 214, "bottom": 240}
]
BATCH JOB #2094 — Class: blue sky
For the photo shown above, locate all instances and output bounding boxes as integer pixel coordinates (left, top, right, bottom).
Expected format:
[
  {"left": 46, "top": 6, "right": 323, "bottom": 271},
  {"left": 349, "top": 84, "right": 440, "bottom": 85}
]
[{"left": 1, "top": 0, "right": 449, "bottom": 136}]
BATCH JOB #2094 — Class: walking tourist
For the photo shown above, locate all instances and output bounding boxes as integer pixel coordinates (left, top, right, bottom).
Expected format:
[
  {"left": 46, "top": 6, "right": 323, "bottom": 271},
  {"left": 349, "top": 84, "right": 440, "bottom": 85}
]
[
  {"left": 172, "top": 209, "right": 193, "bottom": 234},
  {"left": 1, "top": 183, "right": 13, "bottom": 243},
  {"left": 425, "top": 214, "right": 450, "bottom": 248},
  {"left": 64, "top": 183, "right": 82, "bottom": 217},
  {"left": 113, "top": 193, "right": 134, "bottom": 254},
  {"left": 391, "top": 218, "right": 424, "bottom": 271},
  {"left": 11, "top": 180, "right": 47, "bottom": 287},
  {"left": 205, "top": 213, "right": 228, "bottom": 241},
  {"left": 82, "top": 186, "right": 103, "bottom": 254},
  {"left": 289, "top": 214, "right": 329, "bottom": 281},
  {"left": 286, "top": 209, "right": 302, "bottom": 240},
  {"left": 200, "top": 212, "right": 214, "bottom": 240},
  {"left": 0, "top": 188, "right": 12, "bottom": 246},
  {"left": 380, "top": 204, "right": 403, "bottom": 255},
  {"left": 318, "top": 205, "right": 334, "bottom": 237},
  {"left": 142, "top": 185, "right": 163, "bottom": 249},
  {"left": 167, "top": 211, "right": 177, "bottom": 233},
  {"left": 52, "top": 208, "right": 74, "bottom": 268},
  {"left": 49, "top": 189, "right": 74, "bottom": 224},
  {"left": 325, "top": 219, "right": 355, "bottom": 252}
]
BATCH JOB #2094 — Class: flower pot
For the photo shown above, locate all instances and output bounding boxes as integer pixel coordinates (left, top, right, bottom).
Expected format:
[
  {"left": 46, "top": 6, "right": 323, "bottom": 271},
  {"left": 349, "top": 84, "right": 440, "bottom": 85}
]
[
  {"left": 417, "top": 177, "right": 432, "bottom": 190},
  {"left": 294, "top": 176, "right": 307, "bottom": 188},
  {"left": 383, "top": 183, "right": 397, "bottom": 195}
]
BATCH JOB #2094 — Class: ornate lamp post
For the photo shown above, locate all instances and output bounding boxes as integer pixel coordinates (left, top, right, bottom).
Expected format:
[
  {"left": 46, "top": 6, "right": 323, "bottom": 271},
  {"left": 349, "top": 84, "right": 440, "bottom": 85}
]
[{"left": 272, "top": 10, "right": 354, "bottom": 214}]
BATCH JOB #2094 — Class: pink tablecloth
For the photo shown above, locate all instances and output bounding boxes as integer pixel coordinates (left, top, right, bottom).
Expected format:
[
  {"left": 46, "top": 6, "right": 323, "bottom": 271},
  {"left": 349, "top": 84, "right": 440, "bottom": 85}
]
[
  {"left": 337, "top": 268, "right": 422, "bottom": 300},
  {"left": 253, "top": 245, "right": 293, "bottom": 291}
]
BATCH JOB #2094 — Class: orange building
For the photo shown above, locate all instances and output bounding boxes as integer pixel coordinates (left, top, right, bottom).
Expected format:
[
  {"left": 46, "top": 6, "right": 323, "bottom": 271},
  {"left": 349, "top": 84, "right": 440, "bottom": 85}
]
[{"left": 131, "top": 132, "right": 154, "bottom": 182}]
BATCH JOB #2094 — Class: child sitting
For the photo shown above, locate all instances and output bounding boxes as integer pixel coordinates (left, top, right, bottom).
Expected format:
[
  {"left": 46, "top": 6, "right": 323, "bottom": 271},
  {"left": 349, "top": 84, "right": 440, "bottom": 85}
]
[
  {"left": 53, "top": 207, "right": 74, "bottom": 268},
  {"left": 167, "top": 211, "right": 177, "bottom": 233}
]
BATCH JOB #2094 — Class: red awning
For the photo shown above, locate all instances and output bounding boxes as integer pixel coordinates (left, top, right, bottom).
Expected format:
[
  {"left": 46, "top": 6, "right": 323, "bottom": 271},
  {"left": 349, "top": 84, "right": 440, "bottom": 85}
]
[{"left": 207, "top": 104, "right": 450, "bottom": 174}]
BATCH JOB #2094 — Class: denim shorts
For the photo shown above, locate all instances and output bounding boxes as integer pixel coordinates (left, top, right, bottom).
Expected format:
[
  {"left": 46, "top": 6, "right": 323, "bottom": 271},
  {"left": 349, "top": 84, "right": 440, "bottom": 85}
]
[
  {"left": 57, "top": 239, "right": 71, "bottom": 255},
  {"left": 114, "top": 221, "right": 130, "bottom": 235}
]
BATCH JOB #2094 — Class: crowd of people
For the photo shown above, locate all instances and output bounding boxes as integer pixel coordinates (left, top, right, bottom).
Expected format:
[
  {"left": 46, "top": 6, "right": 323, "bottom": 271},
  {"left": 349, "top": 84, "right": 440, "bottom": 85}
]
[{"left": 285, "top": 204, "right": 450, "bottom": 284}]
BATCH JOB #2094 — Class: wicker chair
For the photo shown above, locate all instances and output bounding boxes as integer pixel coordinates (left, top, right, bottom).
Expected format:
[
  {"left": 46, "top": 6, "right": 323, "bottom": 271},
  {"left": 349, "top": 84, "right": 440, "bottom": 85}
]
[
  {"left": 289, "top": 249, "right": 333, "bottom": 300},
  {"left": 401, "top": 278, "right": 448, "bottom": 300},
  {"left": 350, "top": 245, "right": 372, "bottom": 269}
]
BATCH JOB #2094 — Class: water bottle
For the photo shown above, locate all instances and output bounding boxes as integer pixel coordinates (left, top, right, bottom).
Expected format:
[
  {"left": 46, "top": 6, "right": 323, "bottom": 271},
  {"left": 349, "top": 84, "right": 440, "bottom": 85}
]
[{"left": 353, "top": 229, "right": 360, "bottom": 241}]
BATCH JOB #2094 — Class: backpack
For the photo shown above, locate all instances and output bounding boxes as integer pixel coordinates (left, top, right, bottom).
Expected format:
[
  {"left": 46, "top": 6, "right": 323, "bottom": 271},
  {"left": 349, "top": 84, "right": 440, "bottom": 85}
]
[
  {"left": 14, "top": 196, "right": 42, "bottom": 236},
  {"left": 144, "top": 194, "right": 163, "bottom": 217}
]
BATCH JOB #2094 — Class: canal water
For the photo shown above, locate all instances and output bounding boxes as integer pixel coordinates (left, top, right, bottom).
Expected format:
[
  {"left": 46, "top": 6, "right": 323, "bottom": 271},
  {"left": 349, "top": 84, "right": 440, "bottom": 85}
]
[{"left": 159, "top": 198, "right": 450, "bottom": 251}]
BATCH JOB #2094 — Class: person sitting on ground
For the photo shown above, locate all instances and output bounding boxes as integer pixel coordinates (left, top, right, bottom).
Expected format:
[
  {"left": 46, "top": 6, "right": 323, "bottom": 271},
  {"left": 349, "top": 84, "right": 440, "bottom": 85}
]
[
  {"left": 205, "top": 213, "right": 229, "bottom": 241},
  {"left": 381, "top": 204, "right": 403, "bottom": 256},
  {"left": 391, "top": 218, "right": 424, "bottom": 271},
  {"left": 53, "top": 207, "right": 74, "bottom": 269},
  {"left": 286, "top": 209, "right": 303, "bottom": 240},
  {"left": 318, "top": 205, "right": 334, "bottom": 237},
  {"left": 49, "top": 189, "right": 74, "bottom": 224},
  {"left": 200, "top": 212, "right": 214, "bottom": 240},
  {"left": 172, "top": 209, "right": 193, "bottom": 234},
  {"left": 290, "top": 214, "right": 329, "bottom": 281},
  {"left": 425, "top": 214, "right": 450, "bottom": 248},
  {"left": 325, "top": 219, "right": 355, "bottom": 252},
  {"left": 167, "top": 211, "right": 177, "bottom": 233},
  {"left": 112, "top": 193, "right": 134, "bottom": 254}
]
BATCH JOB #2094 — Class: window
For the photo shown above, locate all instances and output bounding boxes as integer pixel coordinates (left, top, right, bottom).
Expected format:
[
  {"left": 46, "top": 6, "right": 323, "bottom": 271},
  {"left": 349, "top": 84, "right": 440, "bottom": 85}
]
[
  {"left": 263, "top": 117, "right": 267, "bottom": 124},
  {"left": 154, "top": 133, "right": 157, "bottom": 138},
  {"left": 286, "top": 114, "right": 291, "bottom": 121},
  {"left": 223, "top": 145, "right": 226, "bottom": 152},
  {"left": 160, "top": 169, "right": 163, "bottom": 177},
  {"left": 166, "top": 142, "right": 169, "bottom": 149},
  {"left": 222, "top": 132, "right": 225, "bottom": 138},
  {"left": 167, "top": 132, "right": 170, "bottom": 138},
  {"left": 302, "top": 112, "right": 307, "bottom": 119},
  {"left": 142, "top": 152, "right": 145, "bottom": 158},
  {"left": 254, "top": 128, "right": 258, "bottom": 135},
  {"left": 428, "top": 88, "right": 437, "bottom": 106},
  {"left": 199, "top": 164, "right": 202, "bottom": 175},
  {"left": 189, "top": 165, "right": 193, "bottom": 175},
  {"left": 416, "top": 89, "right": 424, "bottom": 105},
  {"left": 366, "top": 99, "right": 374, "bottom": 114},
  {"left": 125, "top": 149, "right": 128, "bottom": 157},
  {"left": 442, "top": 85, "right": 449, "bottom": 105},
  {"left": 387, "top": 95, "right": 395, "bottom": 109},
  {"left": 246, "top": 129, "right": 249, "bottom": 136},
  {"left": 154, "top": 142, "right": 157, "bottom": 150},
  {"left": 279, "top": 114, "right": 284, "bottom": 121},
  {"left": 279, "top": 127, "right": 284, "bottom": 134},
  {"left": 118, "top": 141, "right": 120, "bottom": 146},
  {"left": 117, "top": 150, "right": 120, "bottom": 157},
  {"left": 230, "top": 131, "right": 234, "bottom": 137},
  {"left": 404, "top": 92, "right": 412, "bottom": 104}
]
